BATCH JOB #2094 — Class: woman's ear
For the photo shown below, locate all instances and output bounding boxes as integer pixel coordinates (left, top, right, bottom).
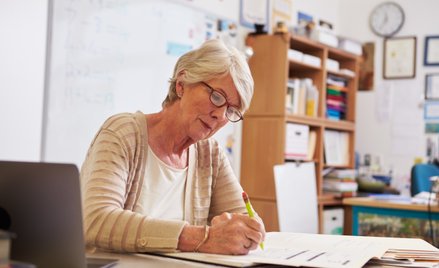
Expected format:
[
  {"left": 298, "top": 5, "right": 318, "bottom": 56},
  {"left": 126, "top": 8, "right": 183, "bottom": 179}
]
[
  {"left": 176, "top": 71, "right": 185, "bottom": 98},
  {"left": 176, "top": 81, "right": 184, "bottom": 98}
]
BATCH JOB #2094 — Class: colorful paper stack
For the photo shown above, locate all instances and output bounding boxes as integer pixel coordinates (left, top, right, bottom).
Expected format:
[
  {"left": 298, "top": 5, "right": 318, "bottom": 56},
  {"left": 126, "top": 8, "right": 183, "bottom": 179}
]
[{"left": 326, "top": 75, "right": 347, "bottom": 121}]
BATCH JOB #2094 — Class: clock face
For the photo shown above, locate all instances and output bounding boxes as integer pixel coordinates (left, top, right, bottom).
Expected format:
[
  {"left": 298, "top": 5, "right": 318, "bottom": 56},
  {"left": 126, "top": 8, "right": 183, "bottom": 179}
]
[{"left": 369, "top": 2, "right": 405, "bottom": 37}]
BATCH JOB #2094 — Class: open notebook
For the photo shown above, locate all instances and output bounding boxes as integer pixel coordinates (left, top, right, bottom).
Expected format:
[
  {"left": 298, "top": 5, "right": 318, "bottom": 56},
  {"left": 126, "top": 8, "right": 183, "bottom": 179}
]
[{"left": 0, "top": 161, "right": 117, "bottom": 268}]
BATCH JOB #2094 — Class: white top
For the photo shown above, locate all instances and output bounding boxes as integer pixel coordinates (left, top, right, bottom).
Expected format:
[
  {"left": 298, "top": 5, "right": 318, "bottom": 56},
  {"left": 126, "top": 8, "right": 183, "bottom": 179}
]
[{"left": 135, "top": 146, "right": 187, "bottom": 220}]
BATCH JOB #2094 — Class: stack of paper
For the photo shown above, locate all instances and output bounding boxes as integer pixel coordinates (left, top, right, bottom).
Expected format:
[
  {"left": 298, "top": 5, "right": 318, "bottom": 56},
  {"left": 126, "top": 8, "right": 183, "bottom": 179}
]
[{"left": 367, "top": 248, "right": 439, "bottom": 267}]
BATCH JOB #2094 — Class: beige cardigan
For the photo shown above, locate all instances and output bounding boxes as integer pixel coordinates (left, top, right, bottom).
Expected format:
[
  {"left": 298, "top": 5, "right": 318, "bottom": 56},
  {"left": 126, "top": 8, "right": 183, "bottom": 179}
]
[{"left": 80, "top": 112, "right": 246, "bottom": 252}]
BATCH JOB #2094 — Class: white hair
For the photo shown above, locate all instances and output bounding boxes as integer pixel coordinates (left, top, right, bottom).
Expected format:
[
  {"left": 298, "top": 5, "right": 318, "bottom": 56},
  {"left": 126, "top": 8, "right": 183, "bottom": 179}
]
[{"left": 163, "top": 39, "right": 254, "bottom": 112}]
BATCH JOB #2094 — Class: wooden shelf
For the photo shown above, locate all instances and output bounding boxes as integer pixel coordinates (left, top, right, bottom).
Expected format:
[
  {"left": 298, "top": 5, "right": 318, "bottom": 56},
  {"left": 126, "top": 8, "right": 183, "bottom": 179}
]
[
  {"left": 290, "top": 59, "right": 322, "bottom": 71},
  {"left": 285, "top": 114, "right": 322, "bottom": 127},
  {"left": 241, "top": 33, "right": 359, "bottom": 233},
  {"left": 323, "top": 119, "right": 355, "bottom": 131},
  {"left": 327, "top": 69, "right": 356, "bottom": 80},
  {"left": 318, "top": 194, "right": 344, "bottom": 205}
]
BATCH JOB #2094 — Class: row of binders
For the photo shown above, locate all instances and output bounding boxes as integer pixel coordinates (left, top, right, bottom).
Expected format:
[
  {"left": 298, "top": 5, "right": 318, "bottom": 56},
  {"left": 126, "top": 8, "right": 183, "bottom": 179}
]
[{"left": 286, "top": 78, "right": 319, "bottom": 117}]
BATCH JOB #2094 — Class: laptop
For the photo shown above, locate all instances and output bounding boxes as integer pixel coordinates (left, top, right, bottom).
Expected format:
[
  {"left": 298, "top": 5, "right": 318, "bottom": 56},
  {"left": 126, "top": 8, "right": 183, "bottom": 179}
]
[{"left": 0, "top": 161, "right": 117, "bottom": 268}]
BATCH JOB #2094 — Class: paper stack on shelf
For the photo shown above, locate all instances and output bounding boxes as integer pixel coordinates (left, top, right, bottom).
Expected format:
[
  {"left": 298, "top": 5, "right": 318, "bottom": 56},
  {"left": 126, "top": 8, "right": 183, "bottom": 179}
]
[{"left": 324, "top": 169, "right": 358, "bottom": 196}]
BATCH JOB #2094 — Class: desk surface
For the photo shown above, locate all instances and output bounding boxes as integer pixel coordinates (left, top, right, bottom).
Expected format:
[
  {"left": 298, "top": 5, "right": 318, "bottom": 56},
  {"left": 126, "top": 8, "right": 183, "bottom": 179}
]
[
  {"left": 343, "top": 197, "right": 439, "bottom": 212},
  {"left": 89, "top": 251, "right": 226, "bottom": 268}
]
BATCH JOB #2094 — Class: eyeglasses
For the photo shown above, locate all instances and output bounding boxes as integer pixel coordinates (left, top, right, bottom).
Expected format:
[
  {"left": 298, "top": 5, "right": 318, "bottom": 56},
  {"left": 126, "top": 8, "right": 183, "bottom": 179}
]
[{"left": 201, "top": 82, "right": 243, "bottom": 123}]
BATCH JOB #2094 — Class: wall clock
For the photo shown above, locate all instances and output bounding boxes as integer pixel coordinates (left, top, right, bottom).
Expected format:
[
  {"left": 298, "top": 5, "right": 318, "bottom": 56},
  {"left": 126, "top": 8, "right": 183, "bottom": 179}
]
[{"left": 369, "top": 2, "right": 405, "bottom": 37}]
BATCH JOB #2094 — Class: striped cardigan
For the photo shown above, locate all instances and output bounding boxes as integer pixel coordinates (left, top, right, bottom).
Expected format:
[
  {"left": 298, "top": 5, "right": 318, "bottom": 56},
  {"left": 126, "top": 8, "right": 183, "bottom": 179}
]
[{"left": 80, "top": 111, "right": 246, "bottom": 252}]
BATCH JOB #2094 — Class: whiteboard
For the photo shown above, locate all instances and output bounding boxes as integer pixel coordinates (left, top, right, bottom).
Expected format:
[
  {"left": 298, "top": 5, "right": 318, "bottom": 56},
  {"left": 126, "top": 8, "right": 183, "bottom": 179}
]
[
  {"left": 43, "top": 0, "right": 236, "bottom": 168},
  {"left": 274, "top": 162, "right": 318, "bottom": 233}
]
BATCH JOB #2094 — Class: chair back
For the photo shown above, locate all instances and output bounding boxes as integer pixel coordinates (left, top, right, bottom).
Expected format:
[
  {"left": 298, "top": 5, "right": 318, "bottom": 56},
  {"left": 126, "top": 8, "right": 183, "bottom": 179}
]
[{"left": 410, "top": 163, "right": 439, "bottom": 196}]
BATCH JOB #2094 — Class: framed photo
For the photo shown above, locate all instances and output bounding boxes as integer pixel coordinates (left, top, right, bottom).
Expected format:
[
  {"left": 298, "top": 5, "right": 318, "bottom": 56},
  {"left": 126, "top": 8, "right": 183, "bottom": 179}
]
[
  {"left": 383, "top": 36, "right": 417, "bottom": 79},
  {"left": 424, "top": 36, "right": 439, "bottom": 66},
  {"left": 240, "top": 0, "right": 269, "bottom": 32},
  {"left": 425, "top": 73, "right": 439, "bottom": 100}
]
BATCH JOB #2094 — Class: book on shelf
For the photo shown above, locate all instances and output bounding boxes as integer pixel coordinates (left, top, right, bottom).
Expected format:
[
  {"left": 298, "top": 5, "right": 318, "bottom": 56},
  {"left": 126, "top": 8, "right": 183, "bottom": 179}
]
[{"left": 286, "top": 78, "right": 318, "bottom": 117}]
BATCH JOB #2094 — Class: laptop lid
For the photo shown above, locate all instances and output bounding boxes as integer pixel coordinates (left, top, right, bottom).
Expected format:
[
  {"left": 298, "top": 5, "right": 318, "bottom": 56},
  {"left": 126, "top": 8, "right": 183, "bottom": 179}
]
[{"left": 0, "top": 161, "right": 87, "bottom": 268}]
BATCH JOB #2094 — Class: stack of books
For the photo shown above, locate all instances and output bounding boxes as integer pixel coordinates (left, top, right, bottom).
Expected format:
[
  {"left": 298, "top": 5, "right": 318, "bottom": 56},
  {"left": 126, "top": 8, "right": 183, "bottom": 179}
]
[
  {"left": 323, "top": 169, "right": 358, "bottom": 197},
  {"left": 326, "top": 75, "right": 347, "bottom": 121}
]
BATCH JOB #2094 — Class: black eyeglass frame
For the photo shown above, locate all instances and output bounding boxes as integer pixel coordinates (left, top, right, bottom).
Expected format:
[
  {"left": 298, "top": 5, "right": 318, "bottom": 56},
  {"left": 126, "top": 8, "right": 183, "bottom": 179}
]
[{"left": 200, "top": 81, "right": 243, "bottom": 123}]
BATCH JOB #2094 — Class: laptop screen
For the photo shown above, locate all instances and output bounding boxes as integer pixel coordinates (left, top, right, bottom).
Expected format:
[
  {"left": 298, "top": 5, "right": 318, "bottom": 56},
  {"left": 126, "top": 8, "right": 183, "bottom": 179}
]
[{"left": 0, "top": 161, "right": 87, "bottom": 268}]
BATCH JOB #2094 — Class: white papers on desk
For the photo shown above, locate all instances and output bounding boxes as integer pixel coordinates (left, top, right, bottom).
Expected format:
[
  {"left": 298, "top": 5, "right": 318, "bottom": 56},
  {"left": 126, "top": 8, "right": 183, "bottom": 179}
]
[
  {"left": 159, "top": 232, "right": 438, "bottom": 268},
  {"left": 285, "top": 123, "right": 309, "bottom": 160},
  {"left": 274, "top": 162, "right": 318, "bottom": 233}
]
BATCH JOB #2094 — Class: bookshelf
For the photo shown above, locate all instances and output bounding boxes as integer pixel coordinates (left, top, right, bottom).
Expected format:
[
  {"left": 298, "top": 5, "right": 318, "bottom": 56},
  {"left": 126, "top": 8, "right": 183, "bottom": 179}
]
[{"left": 241, "top": 33, "right": 360, "bottom": 233}]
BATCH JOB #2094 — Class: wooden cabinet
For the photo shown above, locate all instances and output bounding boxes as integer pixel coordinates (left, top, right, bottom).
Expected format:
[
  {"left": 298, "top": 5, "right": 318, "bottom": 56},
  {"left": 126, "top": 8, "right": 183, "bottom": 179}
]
[{"left": 240, "top": 33, "right": 360, "bottom": 233}]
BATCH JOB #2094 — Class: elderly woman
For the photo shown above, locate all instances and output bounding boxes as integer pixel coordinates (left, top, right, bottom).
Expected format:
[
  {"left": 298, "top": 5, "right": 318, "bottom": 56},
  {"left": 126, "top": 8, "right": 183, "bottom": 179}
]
[{"left": 80, "top": 39, "right": 265, "bottom": 255}]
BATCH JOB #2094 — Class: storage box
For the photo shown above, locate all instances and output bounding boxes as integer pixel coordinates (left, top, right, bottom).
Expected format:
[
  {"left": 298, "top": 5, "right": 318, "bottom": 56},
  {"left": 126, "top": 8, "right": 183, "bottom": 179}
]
[
  {"left": 339, "top": 37, "right": 362, "bottom": 56},
  {"left": 302, "top": 54, "right": 321, "bottom": 68},
  {"left": 323, "top": 208, "right": 344, "bottom": 235},
  {"left": 310, "top": 29, "right": 339, "bottom": 47},
  {"left": 288, "top": 49, "right": 303, "bottom": 62},
  {"left": 326, "top": 58, "right": 340, "bottom": 72}
]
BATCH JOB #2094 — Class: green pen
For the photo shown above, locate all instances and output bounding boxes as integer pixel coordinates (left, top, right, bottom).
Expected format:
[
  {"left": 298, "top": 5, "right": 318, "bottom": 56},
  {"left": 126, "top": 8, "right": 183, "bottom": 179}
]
[{"left": 242, "top": 191, "right": 264, "bottom": 250}]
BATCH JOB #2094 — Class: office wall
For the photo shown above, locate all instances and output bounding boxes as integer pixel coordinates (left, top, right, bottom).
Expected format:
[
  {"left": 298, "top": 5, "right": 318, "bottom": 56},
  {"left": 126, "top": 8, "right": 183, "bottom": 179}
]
[
  {"left": 338, "top": 0, "right": 439, "bottom": 191},
  {"left": 0, "top": 0, "right": 48, "bottom": 161},
  {"left": 2, "top": 0, "right": 436, "bottom": 186}
]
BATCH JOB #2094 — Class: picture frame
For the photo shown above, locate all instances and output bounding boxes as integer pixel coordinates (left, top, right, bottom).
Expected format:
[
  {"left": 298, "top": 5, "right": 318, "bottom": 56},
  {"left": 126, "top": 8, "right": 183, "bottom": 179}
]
[
  {"left": 424, "top": 35, "right": 439, "bottom": 66},
  {"left": 425, "top": 73, "right": 439, "bottom": 100},
  {"left": 383, "top": 36, "right": 417, "bottom": 79}
]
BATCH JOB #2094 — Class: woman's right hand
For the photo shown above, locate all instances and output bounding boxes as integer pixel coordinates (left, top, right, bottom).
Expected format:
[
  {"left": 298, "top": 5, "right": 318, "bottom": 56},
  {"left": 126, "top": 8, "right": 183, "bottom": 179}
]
[{"left": 199, "top": 212, "right": 265, "bottom": 255}]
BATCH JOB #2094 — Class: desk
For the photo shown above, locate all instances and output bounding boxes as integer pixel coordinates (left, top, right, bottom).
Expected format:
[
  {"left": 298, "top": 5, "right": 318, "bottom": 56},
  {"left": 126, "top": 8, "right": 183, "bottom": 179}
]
[
  {"left": 89, "top": 251, "right": 226, "bottom": 268},
  {"left": 343, "top": 197, "right": 439, "bottom": 244}
]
